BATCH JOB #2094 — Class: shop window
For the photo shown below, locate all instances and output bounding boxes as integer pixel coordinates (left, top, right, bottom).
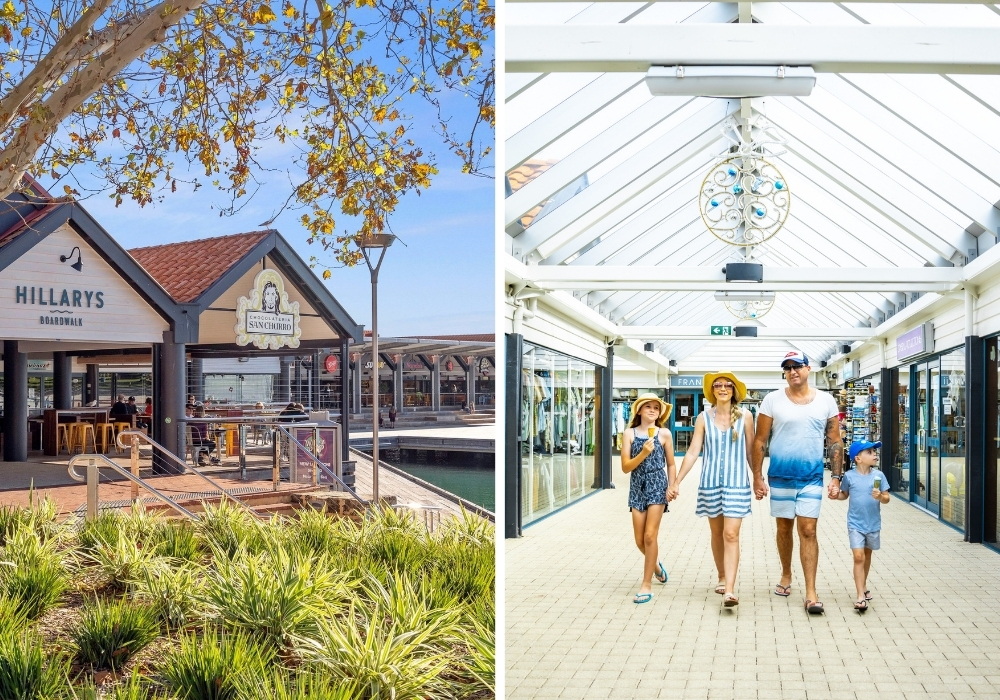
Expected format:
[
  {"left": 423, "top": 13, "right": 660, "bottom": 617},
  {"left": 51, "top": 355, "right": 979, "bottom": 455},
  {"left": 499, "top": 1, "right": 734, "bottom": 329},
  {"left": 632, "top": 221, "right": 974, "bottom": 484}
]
[
  {"left": 939, "top": 349, "right": 965, "bottom": 528},
  {"left": 521, "top": 342, "right": 600, "bottom": 525},
  {"left": 987, "top": 338, "right": 1000, "bottom": 546},
  {"left": 891, "top": 370, "right": 910, "bottom": 497}
]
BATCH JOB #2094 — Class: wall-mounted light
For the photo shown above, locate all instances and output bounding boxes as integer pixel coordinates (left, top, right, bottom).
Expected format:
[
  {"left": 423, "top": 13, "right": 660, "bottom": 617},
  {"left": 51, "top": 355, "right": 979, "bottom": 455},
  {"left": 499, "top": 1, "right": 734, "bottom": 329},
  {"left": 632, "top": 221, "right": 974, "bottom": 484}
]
[
  {"left": 60, "top": 247, "right": 82, "bottom": 272},
  {"left": 646, "top": 65, "right": 816, "bottom": 98}
]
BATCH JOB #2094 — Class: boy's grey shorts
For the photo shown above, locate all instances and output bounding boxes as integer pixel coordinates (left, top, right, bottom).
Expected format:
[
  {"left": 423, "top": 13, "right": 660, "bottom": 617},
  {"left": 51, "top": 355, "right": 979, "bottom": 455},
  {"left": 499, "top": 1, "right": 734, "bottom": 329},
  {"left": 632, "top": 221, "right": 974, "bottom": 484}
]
[{"left": 848, "top": 529, "right": 880, "bottom": 550}]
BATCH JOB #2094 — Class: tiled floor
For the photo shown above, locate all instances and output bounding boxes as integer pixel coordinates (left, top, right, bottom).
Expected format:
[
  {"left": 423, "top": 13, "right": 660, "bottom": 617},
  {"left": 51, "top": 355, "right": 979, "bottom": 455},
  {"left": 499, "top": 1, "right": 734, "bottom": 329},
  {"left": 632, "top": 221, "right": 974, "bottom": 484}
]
[{"left": 506, "top": 459, "right": 1000, "bottom": 699}]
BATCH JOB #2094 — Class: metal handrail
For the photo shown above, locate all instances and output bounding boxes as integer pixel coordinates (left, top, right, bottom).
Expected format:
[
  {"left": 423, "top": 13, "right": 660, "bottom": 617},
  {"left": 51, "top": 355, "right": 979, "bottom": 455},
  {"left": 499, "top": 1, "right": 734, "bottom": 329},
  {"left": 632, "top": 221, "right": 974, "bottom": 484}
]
[
  {"left": 116, "top": 430, "right": 259, "bottom": 517},
  {"left": 274, "top": 425, "right": 368, "bottom": 505},
  {"left": 67, "top": 454, "right": 198, "bottom": 521}
]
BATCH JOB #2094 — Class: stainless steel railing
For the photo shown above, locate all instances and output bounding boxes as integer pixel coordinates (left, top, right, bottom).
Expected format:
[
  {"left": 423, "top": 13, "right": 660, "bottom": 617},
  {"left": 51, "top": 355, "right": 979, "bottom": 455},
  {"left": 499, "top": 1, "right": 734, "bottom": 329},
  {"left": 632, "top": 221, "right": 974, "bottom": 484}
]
[{"left": 67, "top": 454, "right": 198, "bottom": 521}]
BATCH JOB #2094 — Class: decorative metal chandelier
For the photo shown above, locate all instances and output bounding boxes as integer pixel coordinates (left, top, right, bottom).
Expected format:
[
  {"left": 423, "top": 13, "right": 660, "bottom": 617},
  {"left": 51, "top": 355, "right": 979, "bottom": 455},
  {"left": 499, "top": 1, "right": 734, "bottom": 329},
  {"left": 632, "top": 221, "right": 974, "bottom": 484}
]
[
  {"left": 724, "top": 299, "right": 773, "bottom": 321},
  {"left": 699, "top": 116, "right": 790, "bottom": 247}
]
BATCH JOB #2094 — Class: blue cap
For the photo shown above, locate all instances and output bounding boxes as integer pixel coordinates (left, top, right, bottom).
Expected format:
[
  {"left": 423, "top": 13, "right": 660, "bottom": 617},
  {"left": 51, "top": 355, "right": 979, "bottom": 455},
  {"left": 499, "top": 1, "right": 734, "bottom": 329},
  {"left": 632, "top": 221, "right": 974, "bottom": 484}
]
[{"left": 849, "top": 441, "right": 882, "bottom": 463}]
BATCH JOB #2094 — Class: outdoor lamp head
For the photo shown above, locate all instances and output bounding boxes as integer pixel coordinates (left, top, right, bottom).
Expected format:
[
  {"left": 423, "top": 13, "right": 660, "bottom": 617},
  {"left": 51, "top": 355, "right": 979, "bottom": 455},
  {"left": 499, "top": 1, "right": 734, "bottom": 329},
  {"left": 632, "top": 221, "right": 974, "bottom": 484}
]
[
  {"left": 60, "top": 246, "right": 83, "bottom": 272},
  {"left": 359, "top": 234, "right": 396, "bottom": 249}
]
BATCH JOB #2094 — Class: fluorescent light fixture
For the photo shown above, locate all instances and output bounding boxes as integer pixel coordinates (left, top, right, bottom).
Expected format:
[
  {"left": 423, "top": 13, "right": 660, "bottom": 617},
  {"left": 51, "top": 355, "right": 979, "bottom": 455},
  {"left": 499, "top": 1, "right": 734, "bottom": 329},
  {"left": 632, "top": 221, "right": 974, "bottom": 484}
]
[
  {"left": 646, "top": 66, "right": 816, "bottom": 98},
  {"left": 714, "top": 291, "right": 776, "bottom": 302}
]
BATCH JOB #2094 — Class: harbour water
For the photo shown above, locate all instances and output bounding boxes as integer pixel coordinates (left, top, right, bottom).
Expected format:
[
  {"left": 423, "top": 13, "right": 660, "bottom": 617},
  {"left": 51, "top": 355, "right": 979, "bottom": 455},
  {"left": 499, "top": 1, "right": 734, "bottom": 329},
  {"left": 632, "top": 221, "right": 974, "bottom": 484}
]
[{"left": 368, "top": 450, "right": 495, "bottom": 512}]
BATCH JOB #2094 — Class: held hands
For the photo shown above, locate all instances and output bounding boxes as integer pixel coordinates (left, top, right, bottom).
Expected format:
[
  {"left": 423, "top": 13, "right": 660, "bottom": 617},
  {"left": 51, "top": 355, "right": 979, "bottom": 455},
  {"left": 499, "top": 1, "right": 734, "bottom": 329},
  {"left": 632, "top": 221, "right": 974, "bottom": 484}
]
[
  {"left": 666, "top": 485, "right": 679, "bottom": 501},
  {"left": 752, "top": 476, "right": 768, "bottom": 501},
  {"left": 827, "top": 481, "right": 841, "bottom": 499}
]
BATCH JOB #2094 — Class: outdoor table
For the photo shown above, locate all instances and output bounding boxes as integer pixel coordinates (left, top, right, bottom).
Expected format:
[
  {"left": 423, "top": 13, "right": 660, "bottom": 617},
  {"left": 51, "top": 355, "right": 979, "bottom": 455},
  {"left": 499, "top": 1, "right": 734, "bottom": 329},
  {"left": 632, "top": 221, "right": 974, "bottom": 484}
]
[{"left": 42, "top": 408, "right": 110, "bottom": 456}]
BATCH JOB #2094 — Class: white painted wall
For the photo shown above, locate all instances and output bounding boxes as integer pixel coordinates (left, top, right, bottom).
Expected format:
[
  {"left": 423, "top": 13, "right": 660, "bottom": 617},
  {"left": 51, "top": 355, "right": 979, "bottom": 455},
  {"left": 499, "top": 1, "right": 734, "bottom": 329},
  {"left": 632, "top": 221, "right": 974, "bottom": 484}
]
[
  {"left": 506, "top": 296, "right": 609, "bottom": 367},
  {"left": 1, "top": 224, "right": 169, "bottom": 343}
]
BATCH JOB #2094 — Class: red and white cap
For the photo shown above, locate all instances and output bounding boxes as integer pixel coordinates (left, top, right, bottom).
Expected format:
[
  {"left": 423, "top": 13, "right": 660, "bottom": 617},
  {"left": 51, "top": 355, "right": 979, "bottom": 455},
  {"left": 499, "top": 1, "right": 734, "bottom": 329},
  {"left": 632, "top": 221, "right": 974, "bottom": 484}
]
[{"left": 780, "top": 350, "right": 810, "bottom": 367}]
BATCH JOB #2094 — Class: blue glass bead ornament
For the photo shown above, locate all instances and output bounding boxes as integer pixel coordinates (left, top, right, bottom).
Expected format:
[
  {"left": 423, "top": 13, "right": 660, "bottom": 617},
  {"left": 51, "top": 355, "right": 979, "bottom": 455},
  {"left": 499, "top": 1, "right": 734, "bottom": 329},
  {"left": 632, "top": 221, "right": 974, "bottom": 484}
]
[
  {"left": 727, "top": 168, "right": 736, "bottom": 177},
  {"left": 710, "top": 199, "right": 718, "bottom": 207},
  {"left": 775, "top": 181, "right": 784, "bottom": 190},
  {"left": 733, "top": 184, "right": 742, "bottom": 194},
  {"left": 755, "top": 208, "right": 765, "bottom": 217}
]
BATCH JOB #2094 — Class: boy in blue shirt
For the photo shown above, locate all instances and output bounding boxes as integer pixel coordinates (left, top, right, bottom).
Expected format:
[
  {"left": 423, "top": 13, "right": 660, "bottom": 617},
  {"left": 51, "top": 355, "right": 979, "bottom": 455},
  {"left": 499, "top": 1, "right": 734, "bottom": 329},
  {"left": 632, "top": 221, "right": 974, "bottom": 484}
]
[{"left": 833, "top": 440, "right": 889, "bottom": 612}]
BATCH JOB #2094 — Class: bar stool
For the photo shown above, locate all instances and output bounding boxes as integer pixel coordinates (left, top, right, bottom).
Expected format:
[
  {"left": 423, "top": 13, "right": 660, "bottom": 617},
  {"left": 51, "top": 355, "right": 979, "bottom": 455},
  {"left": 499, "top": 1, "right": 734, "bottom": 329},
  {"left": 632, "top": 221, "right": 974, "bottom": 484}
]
[
  {"left": 57, "top": 424, "right": 72, "bottom": 455},
  {"left": 113, "top": 420, "right": 132, "bottom": 441},
  {"left": 70, "top": 423, "right": 97, "bottom": 454},
  {"left": 96, "top": 422, "right": 117, "bottom": 454}
]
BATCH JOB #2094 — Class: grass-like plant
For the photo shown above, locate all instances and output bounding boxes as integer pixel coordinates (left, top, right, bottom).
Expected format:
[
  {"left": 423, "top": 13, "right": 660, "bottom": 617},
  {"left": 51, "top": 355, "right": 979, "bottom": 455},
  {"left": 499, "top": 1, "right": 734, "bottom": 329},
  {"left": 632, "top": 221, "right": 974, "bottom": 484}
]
[
  {"left": 0, "top": 527, "right": 68, "bottom": 620},
  {"left": 76, "top": 510, "right": 128, "bottom": 552},
  {"left": 196, "top": 501, "right": 268, "bottom": 559},
  {"left": 355, "top": 507, "right": 432, "bottom": 580},
  {"left": 237, "top": 669, "right": 360, "bottom": 700},
  {"left": 459, "top": 617, "right": 495, "bottom": 695},
  {"left": 162, "top": 628, "right": 273, "bottom": 700},
  {"left": 79, "top": 527, "right": 160, "bottom": 592},
  {"left": 292, "top": 508, "right": 348, "bottom": 559},
  {"left": 72, "top": 597, "right": 160, "bottom": 671},
  {"left": 103, "top": 671, "right": 167, "bottom": 700},
  {"left": 136, "top": 561, "right": 205, "bottom": 630},
  {"left": 0, "top": 629, "right": 71, "bottom": 699},
  {"left": 151, "top": 520, "right": 203, "bottom": 562},
  {"left": 204, "top": 543, "right": 349, "bottom": 650},
  {"left": 308, "top": 603, "right": 452, "bottom": 700},
  {"left": 0, "top": 597, "right": 29, "bottom": 637}
]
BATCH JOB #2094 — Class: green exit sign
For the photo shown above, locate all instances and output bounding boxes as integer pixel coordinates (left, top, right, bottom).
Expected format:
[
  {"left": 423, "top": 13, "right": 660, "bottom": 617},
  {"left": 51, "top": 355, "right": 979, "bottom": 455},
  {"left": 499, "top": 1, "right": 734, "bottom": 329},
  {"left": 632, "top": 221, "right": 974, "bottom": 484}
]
[{"left": 711, "top": 326, "right": 732, "bottom": 336}]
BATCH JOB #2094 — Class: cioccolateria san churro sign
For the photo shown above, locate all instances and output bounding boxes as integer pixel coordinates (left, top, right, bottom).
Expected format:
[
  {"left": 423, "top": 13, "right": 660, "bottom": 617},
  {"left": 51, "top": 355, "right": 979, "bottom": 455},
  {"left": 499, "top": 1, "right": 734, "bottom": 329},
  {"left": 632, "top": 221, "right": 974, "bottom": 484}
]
[{"left": 235, "top": 269, "right": 301, "bottom": 349}]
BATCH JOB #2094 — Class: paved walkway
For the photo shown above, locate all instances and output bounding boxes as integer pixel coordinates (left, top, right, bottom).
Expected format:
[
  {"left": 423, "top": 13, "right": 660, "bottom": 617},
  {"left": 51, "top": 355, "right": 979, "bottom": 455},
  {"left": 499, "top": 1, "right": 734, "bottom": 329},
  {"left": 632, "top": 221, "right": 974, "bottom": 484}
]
[{"left": 506, "top": 458, "right": 1000, "bottom": 699}]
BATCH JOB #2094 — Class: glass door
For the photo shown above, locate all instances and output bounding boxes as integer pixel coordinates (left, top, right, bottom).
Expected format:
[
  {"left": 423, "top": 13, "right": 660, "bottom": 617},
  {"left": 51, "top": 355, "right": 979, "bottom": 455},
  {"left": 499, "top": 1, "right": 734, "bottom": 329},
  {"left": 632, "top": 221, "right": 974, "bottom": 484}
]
[
  {"left": 891, "top": 369, "right": 910, "bottom": 497},
  {"left": 671, "top": 392, "right": 702, "bottom": 455},
  {"left": 912, "top": 361, "right": 941, "bottom": 515}
]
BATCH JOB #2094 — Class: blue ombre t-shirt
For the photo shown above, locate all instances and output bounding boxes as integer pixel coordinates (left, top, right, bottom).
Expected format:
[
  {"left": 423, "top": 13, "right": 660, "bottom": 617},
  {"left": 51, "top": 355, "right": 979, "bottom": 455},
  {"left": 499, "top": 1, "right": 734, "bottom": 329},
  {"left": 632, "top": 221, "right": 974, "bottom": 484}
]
[{"left": 760, "top": 389, "right": 839, "bottom": 485}]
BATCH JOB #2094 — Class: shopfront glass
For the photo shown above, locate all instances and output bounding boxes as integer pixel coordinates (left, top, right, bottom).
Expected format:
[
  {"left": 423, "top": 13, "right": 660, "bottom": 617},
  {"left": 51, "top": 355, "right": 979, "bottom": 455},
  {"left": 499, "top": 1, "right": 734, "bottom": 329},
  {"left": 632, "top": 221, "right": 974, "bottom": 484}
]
[
  {"left": 891, "top": 369, "right": 910, "bottom": 496},
  {"left": 520, "top": 342, "right": 600, "bottom": 525},
  {"left": 671, "top": 392, "right": 703, "bottom": 455},
  {"left": 989, "top": 338, "right": 1000, "bottom": 548},
  {"left": 939, "top": 349, "right": 966, "bottom": 528}
]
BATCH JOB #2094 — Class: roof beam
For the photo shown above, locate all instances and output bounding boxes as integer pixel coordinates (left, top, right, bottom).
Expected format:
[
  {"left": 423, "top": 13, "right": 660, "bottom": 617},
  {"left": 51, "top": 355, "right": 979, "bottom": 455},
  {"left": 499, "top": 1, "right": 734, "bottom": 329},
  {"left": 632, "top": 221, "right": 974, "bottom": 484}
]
[
  {"left": 517, "top": 263, "right": 963, "bottom": 292},
  {"left": 507, "top": 0, "right": 996, "bottom": 3},
  {"left": 507, "top": 25, "right": 1000, "bottom": 74},
  {"left": 620, "top": 327, "right": 875, "bottom": 340}
]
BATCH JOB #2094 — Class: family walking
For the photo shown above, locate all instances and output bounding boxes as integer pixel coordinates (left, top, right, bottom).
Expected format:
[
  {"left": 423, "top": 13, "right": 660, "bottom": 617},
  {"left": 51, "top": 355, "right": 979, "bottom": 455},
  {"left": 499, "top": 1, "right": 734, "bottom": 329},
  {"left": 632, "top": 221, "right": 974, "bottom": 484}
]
[{"left": 624, "top": 351, "right": 889, "bottom": 613}]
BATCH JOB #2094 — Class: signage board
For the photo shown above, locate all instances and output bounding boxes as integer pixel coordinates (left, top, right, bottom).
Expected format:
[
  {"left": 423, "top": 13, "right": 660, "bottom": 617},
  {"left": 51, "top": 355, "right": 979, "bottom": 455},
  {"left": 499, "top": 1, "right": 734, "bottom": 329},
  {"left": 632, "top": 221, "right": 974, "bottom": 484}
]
[
  {"left": 324, "top": 355, "right": 339, "bottom": 373},
  {"left": 842, "top": 360, "right": 861, "bottom": 381},
  {"left": 711, "top": 326, "right": 732, "bottom": 336},
  {"left": 670, "top": 375, "right": 703, "bottom": 388},
  {"left": 896, "top": 323, "right": 933, "bottom": 361},
  {"left": 235, "top": 269, "right": 301, "bottom": 350},
  {"left": 27, "top": 360, "right": 54, "bottom": 372}
]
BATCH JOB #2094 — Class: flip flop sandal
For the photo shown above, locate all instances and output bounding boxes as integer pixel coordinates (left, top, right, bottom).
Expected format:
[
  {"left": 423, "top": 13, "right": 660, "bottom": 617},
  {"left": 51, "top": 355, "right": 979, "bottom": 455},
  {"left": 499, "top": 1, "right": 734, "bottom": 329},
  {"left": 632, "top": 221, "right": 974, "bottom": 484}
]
[
  {"left": 654, "top": 562, "right": 668, "bottom": 584},
  {"left": 774, "top": 583, "right": 791, "bottom": 597},
  {"left": 723, "top": 593, "right": 739, "bottom": 608},
  {"left": 805, "top": 600, "right": 825, "bottom": 615},
  {"left": 715, "top": 582, "right": 726, "bottom": 595},
  {"left": 634, "top": 592, "right": 653, "bottom": 604},
  {"left": 854, "top": 600, "right": 868, "bottom": 613},
  {"left": 864, "top": 590, "right": 873, "bottom": 601}
]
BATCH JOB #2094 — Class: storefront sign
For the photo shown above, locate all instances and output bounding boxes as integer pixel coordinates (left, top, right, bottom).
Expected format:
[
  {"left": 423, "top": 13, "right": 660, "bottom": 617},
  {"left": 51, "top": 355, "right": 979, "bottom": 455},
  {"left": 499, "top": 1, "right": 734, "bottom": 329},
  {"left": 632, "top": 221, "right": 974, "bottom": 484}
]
[
  {"left": 235, "top": 270, "right": 301, "bottom": 350},
  {"left": 842, "top": 360, "right": 861, "bottom": 381},
  {"left": 324, "top": 355, "right": 339, "bottom": 373},
  {"left": 896, "top": 323, "right": 934, "bottom": 361},
  {"left": 27, "top": 360, "right": 53, "bottom": 371},
  {"left": 364, "top": 361, "right": 386, "bottom": 370},
  {"left": 670, "top": 375, "right": 702, "bottom": 388}
]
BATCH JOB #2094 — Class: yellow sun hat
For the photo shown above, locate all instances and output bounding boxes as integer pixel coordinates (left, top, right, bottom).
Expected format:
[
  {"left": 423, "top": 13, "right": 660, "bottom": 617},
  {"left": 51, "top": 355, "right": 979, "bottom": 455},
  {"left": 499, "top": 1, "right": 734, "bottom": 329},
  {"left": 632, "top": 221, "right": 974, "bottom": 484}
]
[
  {"left": 703, "top": 371, "right": 747, "bottom": 405},
  {"left": 628, "top": 393, "right": 672, "bottom": 428}
]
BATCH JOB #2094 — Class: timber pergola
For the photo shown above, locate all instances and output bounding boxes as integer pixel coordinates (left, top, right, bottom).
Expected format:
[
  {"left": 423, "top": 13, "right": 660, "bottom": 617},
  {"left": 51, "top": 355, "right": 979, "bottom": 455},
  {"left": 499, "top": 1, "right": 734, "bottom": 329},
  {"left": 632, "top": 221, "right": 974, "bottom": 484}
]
[{"left": 505, "top": 0, "right": 1000, "bottom": 372}]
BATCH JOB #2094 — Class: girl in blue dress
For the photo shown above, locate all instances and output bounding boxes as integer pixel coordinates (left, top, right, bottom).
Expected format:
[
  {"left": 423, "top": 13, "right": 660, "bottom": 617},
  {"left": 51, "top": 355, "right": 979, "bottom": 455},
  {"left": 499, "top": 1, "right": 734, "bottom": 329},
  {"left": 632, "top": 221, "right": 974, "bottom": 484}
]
[
  {"left": 669, "top": 371, "right": 755, "bottom": 607},
  {"left": 621, "top": 393, "right": 676, "bottom": 604}
]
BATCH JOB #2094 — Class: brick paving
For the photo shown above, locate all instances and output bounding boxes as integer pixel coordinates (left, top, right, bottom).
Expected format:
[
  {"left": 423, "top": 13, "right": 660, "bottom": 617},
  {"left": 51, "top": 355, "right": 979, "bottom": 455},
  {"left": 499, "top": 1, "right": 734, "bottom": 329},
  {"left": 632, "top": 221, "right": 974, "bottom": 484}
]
[{"left": 506, "top": 458, "right": 1000, "bottom": 699}]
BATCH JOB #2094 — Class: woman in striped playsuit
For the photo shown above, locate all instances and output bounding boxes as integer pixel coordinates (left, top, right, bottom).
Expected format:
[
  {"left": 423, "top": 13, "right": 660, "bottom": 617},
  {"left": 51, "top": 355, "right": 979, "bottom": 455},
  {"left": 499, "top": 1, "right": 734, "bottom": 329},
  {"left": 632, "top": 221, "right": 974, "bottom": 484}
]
[{"left": 668, "top": 371, "right": 755, "bottom": 607}]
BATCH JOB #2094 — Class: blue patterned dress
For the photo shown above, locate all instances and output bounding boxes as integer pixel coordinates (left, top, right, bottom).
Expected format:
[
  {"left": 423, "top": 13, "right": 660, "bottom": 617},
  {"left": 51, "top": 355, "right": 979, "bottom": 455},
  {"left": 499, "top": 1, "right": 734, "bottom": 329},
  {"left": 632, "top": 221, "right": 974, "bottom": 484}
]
[
  {"left": 627, "top": 428, "right": 668, "bottom": 512},
  {"left": 695, "top": 409, "right": 752, "bottom": 518}
]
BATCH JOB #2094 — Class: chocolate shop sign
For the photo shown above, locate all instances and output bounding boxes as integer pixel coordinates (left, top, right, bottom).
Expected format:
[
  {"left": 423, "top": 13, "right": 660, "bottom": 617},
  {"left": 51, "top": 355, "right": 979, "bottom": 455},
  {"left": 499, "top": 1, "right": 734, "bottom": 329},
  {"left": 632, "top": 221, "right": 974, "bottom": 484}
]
[
  {"left": 235, "top": 270, "right": 301, "bottom": 350},
  {"left": 896, "top": 322, "right": 934, "bottom": 361},
  {"left": 15, "top": 285, "right": 105, "bottom": 327}
]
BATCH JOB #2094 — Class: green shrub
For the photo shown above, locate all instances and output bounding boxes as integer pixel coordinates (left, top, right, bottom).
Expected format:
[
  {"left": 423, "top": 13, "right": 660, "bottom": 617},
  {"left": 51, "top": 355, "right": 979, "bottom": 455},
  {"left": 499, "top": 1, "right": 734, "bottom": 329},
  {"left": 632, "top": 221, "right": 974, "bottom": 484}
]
[
  {"left": 151, "top": 520, "right": 203, "bottom": 562},
  {"left": 309, "top": 603, "right": 453, "bottom": 700},
  {"left": 72, "top": 597, "right": 160, "bottom": 671},
  {"left": 0, "top": 597, "right": 29, "bottom": 637},
  {"left": 77, "top": 511, "right": 127, "bottom": 552},
  {"left": 79, "top": 528, "right": 159, "bottom": 592},
  {"left": 204, "top": 544, "right": 348, "bottom": 650},
  {"left": 106, "top": 672, "right": 167, "bottom": 700},
  {"left": 0, "top": 629, "right": 71, "bottom": 699},
  {"left": 196, "top": 501, "right": 267, "bottom": 559},
  {"left": 0, "top": 528, "right": 68, "bottom": 620},
  {"left": 459, "top": 617, "right": 495, "bottom": 695},
  {"left": 237, "top": 669, "right": 360, "bottom": 700},
  {"left": 136, "top": 561, "right": 205, "bottom": 630},
  {"left": 292, "top": 509, "right": 347, "bottom": 559},
  {"left": 357, "top": 508, "right": 431, "bottom": 578},
  {"left": 162, "top": 628, "right": 273, "bottom": 700}
]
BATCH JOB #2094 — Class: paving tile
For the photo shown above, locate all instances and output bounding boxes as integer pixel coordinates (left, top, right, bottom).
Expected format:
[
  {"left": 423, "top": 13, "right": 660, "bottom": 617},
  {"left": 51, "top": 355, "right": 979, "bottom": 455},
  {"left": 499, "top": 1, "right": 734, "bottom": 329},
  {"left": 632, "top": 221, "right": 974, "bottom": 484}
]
[{"left": 506, "top": 459, "right": 1000, "bottom": 699}]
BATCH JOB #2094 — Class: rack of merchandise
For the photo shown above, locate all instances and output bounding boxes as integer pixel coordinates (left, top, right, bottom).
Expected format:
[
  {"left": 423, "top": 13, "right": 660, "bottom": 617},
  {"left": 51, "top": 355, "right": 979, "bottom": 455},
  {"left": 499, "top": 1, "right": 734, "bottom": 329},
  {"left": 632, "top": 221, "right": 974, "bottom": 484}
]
[{"left": 843, "top": 379, "right": 880, "bottom": 448}]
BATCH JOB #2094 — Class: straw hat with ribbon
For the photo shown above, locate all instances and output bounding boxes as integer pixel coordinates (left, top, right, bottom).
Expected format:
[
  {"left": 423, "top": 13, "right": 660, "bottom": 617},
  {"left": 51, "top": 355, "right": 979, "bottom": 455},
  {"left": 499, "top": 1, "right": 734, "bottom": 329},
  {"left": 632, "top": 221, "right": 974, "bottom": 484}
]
[
  {"left": 627, "top": 393, "right": 672, "bottom": 428},
  {"left": 702, "top": 371, "right": 747, "bottom": 405}
]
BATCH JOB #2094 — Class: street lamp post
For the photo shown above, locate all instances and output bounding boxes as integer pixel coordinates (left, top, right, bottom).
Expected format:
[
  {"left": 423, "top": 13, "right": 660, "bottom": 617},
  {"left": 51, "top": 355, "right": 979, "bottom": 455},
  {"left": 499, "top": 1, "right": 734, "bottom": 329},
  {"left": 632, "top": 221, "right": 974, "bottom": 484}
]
[{"left": 359, "top": 234, "right": 395, "bottom": 505}]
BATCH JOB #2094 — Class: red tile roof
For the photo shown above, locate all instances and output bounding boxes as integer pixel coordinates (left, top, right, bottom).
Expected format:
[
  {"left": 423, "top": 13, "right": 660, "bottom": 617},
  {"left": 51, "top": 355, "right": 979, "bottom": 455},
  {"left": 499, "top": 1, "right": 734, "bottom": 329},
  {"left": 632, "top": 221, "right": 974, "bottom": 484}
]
[{"left": 129, "top": 231, "right": 273, "bottom": 303}]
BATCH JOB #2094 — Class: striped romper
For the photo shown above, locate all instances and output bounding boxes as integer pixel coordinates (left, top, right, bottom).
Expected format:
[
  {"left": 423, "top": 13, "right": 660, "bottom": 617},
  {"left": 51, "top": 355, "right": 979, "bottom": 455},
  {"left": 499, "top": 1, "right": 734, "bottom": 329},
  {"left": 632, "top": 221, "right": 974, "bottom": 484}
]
[{"left": 695, "top": 408, "right": 752, "bottom": 519}]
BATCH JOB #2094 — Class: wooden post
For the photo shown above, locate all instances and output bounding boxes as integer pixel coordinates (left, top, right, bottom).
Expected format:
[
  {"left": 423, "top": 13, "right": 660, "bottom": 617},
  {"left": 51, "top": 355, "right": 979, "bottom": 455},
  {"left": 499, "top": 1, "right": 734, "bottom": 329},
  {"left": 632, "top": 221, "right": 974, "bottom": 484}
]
[
  {"left": 272, "top": 428, "right": 280, "bottom": 491},
  {"left": 131, "top": 435, "right": 139, "bottom": 502}
]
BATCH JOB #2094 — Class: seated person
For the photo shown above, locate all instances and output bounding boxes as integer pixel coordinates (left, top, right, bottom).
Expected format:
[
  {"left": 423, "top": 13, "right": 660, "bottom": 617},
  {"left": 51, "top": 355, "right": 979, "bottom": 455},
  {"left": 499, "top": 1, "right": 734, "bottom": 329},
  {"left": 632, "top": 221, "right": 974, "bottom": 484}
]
[
  {"left": 126, "top": 396, "right": 139, "bottom": 415},
  {"left": 277, "top": 402, "right": 308, "bottom": 422},
  {"left": 190, "top": 403, "right": 219, "bottom": 465},
  {"left": 110, "top": 394, "right": 129, "bottom": 417},
  {"left": 143, "top": 398, "right": 153, "bottom": 416}
]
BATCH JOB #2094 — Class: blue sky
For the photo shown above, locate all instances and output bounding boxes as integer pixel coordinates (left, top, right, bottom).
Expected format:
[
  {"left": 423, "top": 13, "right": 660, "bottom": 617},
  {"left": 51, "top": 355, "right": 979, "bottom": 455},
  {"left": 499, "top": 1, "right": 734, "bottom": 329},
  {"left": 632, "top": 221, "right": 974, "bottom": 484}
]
[{"left": 43, "top": 87, "right": 494, "bottom": 338}]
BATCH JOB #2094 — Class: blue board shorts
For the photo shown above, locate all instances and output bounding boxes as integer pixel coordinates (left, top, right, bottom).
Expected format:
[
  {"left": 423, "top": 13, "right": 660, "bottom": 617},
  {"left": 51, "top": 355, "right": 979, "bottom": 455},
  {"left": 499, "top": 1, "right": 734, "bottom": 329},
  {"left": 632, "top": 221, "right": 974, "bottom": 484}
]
[{"left": 768, "top": 477, "right": 823, "bottom": 519}]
